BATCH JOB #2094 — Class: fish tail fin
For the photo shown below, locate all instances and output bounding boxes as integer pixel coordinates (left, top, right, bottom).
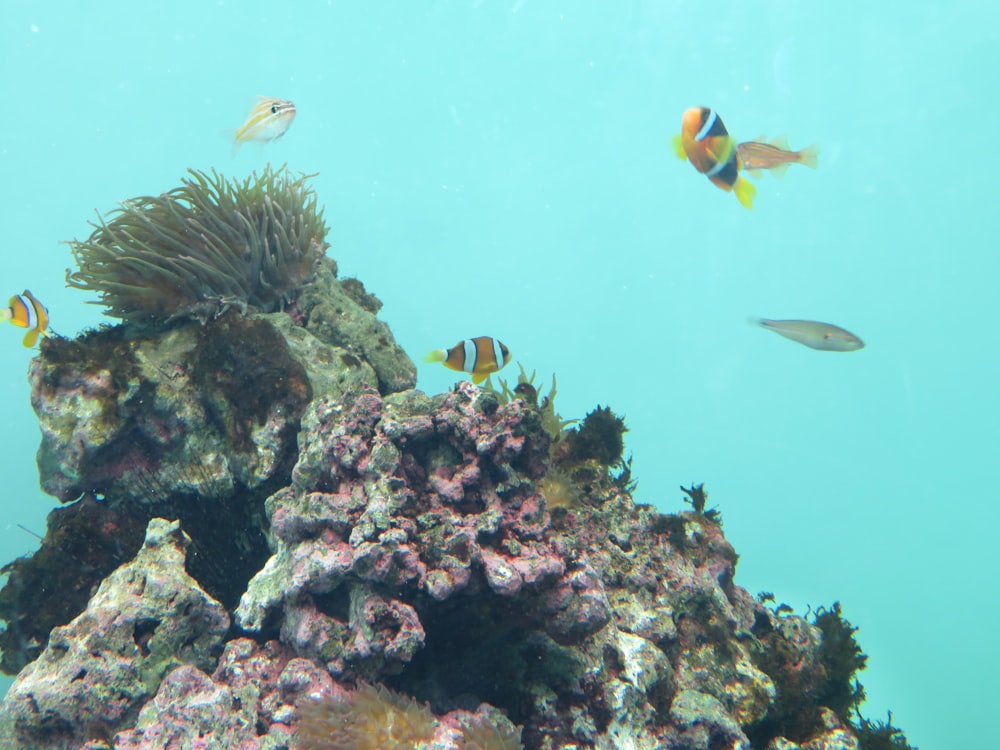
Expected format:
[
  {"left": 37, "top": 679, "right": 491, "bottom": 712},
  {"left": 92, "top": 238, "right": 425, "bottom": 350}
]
[
  {"left": 734, "top": 177, "right": 756, "bottom": 209},
  {"left": 671, "top": 134, "right": 687, "bottom": 160},
  {"left": 0, "top": 308, "right": 11, "bottom": 323},
  {"left": 221, "top": 127, "right": 242, "bottom": 158},
  {"left": 797, "top": 143, "right": 820, "bottom": 168},
  {"left": 424, "top": 349, "right": 447, "bottom": 364}
]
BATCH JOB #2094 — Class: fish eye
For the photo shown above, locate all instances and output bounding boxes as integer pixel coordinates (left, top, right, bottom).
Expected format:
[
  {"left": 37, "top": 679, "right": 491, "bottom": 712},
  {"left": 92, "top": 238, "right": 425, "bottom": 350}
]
[{"left": 270, "top": 104, "right": 279, "bottom": 114}]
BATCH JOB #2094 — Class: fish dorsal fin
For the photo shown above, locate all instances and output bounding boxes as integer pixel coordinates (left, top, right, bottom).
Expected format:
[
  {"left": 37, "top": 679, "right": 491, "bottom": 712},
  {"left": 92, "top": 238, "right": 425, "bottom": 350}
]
[{"left": 770, "top": 134, "right": 791, "bottom": 150}]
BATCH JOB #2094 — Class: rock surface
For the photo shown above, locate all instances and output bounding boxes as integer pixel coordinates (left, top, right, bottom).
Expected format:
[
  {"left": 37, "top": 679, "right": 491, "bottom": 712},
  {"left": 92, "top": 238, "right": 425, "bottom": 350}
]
[
  {"left": 0, "top": 519, "right": 229, "bottom": 750},
  {"left": 0, "top": 258, "right": 867, "bottom": 749}
]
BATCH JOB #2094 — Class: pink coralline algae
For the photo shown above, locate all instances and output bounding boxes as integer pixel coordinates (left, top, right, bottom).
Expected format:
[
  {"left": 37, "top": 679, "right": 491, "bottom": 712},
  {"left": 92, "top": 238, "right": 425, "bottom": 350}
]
[
  {"left": 236, "top": 382, "right": 611, "bottom": 665},
  {"left": 0, "top": 316, "right": 876, "bottom": 747}
]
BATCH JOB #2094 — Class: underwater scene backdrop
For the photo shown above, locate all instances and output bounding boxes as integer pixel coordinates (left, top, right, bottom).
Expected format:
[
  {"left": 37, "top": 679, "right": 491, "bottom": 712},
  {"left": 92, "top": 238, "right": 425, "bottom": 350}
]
[{"left": 1, "top": 2, "right": 997, "bottom": 748}]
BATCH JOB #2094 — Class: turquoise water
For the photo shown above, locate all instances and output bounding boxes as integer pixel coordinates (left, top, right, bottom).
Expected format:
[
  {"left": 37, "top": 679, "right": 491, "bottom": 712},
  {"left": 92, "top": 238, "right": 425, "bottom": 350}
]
[{"left": 2, "top": 2, "right": 996, "bottom": 747}]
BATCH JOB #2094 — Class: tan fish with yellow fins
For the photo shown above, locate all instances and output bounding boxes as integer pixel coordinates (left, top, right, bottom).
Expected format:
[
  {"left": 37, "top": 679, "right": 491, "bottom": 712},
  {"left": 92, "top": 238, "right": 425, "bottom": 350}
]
[
  {"left": 673, "top": 107, "right": 757, "bottom": 209},
  {"left": 737, "top": 136, "right": 819, "bottom": 179},
  {"left": 232, "top": 96, "right": 296, "bottom": 156},
  {"left": 2, "top": 290, "right": 49, "bottom": 347},
  {"left": 753, "top": 318, "right": 864, "bottom": 352},
  {"left": 425, "top": 336, "right": 511, "bottom": 384}
]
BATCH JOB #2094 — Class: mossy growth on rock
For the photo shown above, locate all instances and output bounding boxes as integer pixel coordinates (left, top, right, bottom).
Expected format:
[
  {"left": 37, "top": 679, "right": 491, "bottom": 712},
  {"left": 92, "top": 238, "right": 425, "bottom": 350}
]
[
  {"left": 813, "top": 601, "right": 868, "bottom": 716},
  {"left": 854, "top": 711, "right": 917, "bottom": 750},
  {"left": 747, "top": 599, "right": 915, "bottom": 750},
  {"left": 680, "top": 482, "right": 723, "bottom": 526},
  {"left": 484, "top": 365, "right": 633, "bottom": 512},
  {"left": 563, "top": 405, "right": 627, "bottom": 467}
]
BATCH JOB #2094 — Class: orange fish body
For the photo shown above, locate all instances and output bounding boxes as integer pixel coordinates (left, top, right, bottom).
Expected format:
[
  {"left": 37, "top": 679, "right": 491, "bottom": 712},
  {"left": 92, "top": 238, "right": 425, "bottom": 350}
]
[
  {"left": 674, "top": 107, "right": 756, "bottom": 209},
  {"left": 737, "top": 136, "right": 819, "bottom": 178},
  {"left": 424, "top": 336, "right": 510, "bottom": 384},
  {"left": 3, "top": 290, "right": 49, "bottom": 347}
]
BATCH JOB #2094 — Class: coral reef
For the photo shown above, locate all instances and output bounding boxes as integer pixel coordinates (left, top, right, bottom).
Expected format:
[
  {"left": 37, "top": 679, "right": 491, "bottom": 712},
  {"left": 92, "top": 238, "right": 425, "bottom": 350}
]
[
  {"left": 0, "top": 364, "right": 887, "bottom": 749},
  {"left": 0, "top": 518, "right": 229, "bottom": 749},
  {"left": 66, "top": 165, "right": 327, "bottom": 322},
  {"left": 0, "top": 173, "right": 911, "bottom": 749}
]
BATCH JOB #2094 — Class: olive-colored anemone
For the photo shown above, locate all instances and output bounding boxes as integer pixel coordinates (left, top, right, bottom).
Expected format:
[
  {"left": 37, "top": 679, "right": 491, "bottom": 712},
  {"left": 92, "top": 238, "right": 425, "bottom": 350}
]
[
  {"left": 295, "top": 683, "right": 437, "bottom": 749},
  {"left": 66, "top": 164, "right": 328, "bottom": 322}
]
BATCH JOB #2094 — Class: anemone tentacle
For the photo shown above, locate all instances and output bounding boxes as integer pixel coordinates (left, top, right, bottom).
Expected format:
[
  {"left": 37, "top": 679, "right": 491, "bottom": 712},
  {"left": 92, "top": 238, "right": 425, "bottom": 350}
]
[{"left": 66, "top": 164, "right": 328, "bottom": 322}]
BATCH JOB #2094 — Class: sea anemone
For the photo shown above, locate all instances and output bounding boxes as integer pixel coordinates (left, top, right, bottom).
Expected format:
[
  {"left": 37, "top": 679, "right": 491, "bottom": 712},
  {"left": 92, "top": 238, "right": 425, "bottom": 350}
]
[
  {"left": 65, "top": 164, "right": 328, "bottom": 322},
  {"left": 458, "top": 715, "right": 523, "bottom": 750},
  {"left": 295, "top": 682, "right": 437, "bottom": 750},
  {"left": 537, "top": 466, "right": 581, "bottom": 510}
]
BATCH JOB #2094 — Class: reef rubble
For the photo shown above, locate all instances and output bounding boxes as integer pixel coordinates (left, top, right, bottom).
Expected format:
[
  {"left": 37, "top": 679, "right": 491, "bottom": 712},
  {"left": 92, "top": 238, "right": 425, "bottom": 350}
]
[{"left": 0, "top": 265, "right": 867, "bottom": 749}]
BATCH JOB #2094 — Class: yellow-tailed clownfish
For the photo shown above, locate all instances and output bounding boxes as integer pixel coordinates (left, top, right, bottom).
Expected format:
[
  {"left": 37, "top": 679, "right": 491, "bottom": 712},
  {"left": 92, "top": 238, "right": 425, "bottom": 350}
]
[
  {"left": 2, "top": 290, "right": 49, "bottom": 347},
  {"left": 232, "top": 96, "right": 296, "bottom": 157},
  {"left": 673, "top": 107, "right": 756, "bottom": 209},
  {"left": 425, "top": 336, "right": 510, "bottom": 384}
]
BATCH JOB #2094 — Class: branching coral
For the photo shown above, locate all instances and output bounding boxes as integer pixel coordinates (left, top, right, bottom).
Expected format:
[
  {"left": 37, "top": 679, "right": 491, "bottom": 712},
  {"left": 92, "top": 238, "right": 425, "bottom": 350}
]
[
  {"left": 295, "top": 683, "right": 436, "bottom": 750},
  {"left": 66, "top": 164, "right": 328, "bottom": 322}
]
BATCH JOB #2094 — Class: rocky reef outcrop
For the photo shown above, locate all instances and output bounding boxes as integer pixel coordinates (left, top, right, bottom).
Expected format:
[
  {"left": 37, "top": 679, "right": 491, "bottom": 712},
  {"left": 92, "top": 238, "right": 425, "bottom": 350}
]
[{"left": 0, "top": 244, "right": 875, "bottom": 748}]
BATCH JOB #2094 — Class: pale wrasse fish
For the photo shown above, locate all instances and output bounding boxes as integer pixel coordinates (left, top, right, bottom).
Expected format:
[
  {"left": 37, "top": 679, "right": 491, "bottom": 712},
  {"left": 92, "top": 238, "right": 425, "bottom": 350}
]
[{"left": 755, "top": 318, "right": 864, "bottom": 351}]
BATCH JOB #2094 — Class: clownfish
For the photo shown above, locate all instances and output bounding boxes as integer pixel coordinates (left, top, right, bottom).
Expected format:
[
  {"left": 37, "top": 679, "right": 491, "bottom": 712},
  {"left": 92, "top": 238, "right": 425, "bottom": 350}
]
[
  {"left": 2, "top": 290, "right": 49, "bottom": 347},
  {"left": 232, "top": 96, "right": 296, "bottom": 156},
  {"left": 737, "top": 136, "right": 820, "bottom": 179},
  {"left": 673, "top": 107, "right": 756, "bottom": 209},
  {"left": 425, "top": 336, "right": 511, "bottom": 384},
  {"left": 753, "top": 318, "right": 864, "bottom": 352}
]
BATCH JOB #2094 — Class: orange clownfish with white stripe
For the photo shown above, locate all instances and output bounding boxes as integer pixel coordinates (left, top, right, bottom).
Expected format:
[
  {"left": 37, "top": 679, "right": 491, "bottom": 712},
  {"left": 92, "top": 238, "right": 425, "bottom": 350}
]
[
  {"left": 673, "top": 107, "right": 756, "bottom": 209},
  {"left": 425, "top": 336, "right": 511, "bottom": 384},
  {"left": 2, "top": 290, "right": 49, "bottom": 347}
]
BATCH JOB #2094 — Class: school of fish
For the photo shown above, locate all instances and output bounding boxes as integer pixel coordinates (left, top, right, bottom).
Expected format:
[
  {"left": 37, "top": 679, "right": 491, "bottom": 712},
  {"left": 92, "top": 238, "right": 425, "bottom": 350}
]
[{"left": 7, "top": 96, "right": 861, "bottom": 381}]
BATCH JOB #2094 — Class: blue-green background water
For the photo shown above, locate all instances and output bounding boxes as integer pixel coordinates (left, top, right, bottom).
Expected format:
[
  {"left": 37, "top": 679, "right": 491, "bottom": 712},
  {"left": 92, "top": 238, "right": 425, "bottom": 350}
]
[{"left": 2, "top": 2, "right": 996, "bottom": 747}]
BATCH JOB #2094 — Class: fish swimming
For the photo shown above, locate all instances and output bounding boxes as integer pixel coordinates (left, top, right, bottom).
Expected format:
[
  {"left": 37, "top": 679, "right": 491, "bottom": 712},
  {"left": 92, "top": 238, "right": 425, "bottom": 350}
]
[
  {"left": 754, "top": 318, "right": 864, "bottom": 352},
  {"left": 673, "top": 107, "right": 756, "bottom": 209},
  {"left": 425, "top": 336, "right": 511, "bottom": 383},
  {"left": 737, "top": 136, "right": 819, "bottom": 179},
  {"left": 232, "top": 96, "right": 296, "bottom": 156},
  {"left": 2, "top": 290, "right": 49, "bottom": 347}
]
